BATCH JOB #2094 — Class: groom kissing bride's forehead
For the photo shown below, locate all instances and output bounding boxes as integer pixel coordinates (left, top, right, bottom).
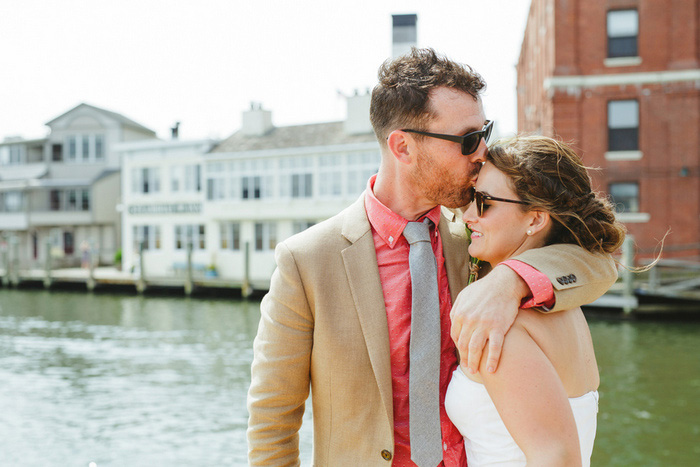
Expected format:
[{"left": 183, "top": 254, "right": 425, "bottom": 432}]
[{"left": 247, "top": 48, "right": 617, "bottom": 466}]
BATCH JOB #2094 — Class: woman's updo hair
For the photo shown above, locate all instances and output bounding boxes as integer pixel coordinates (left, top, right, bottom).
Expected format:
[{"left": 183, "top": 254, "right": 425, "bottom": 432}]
[{"left": 487, "top": 135, "right": 626, "bottom": 254}]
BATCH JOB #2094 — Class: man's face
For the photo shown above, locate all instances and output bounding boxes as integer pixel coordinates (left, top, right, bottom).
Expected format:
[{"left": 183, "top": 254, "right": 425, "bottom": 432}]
[{"left": 408, "top": 87, "right": 488, "bottom": 209}]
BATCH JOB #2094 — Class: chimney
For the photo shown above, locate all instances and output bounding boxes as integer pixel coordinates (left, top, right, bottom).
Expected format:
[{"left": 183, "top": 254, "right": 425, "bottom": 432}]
[
  {"left": 344, "top": 88, "right": 373, "bottom": 135},
  {"left": 241, "top": 102, "right": 274, "bottom": 136},
  {"left": 392, "top": 14, "right": 417, "bottom": 58},
  {"left": 171, "top": 121, "right": 180, "bottom": 139}
]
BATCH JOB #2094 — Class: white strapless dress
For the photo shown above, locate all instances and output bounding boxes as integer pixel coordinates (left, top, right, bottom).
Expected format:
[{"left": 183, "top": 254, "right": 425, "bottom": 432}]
[{"left": 445, "top": 366, "right": 598, "bottom": 467}]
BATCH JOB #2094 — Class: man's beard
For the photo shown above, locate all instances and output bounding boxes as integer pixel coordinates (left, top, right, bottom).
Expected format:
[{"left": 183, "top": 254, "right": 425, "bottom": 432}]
[{"left": 411, "top": 149, "right": 478, "bottom": 208}]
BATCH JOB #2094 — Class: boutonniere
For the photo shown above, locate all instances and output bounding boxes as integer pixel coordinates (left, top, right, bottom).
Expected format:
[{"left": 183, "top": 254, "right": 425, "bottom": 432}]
[{"left": 465, "top": 225, "right": 482, "bottom": 285}]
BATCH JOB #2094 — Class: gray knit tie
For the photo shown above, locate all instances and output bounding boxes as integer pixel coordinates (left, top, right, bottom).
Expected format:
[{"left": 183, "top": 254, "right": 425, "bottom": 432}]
[{"left": 403, "top": 219, "right": 443, "bottom": 467}]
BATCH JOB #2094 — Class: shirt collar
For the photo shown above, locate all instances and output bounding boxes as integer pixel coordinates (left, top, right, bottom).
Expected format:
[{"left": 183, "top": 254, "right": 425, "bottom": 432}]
[{"left": 364, "top": 174, "right": 442, "bottom": 248}]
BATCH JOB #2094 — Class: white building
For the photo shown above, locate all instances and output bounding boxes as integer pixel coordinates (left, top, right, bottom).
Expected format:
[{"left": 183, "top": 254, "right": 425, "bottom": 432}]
[
  {"left": 119, "top": 93, "right": 380, "bottom": 288},
  {"left": 118, "top": 138, "right": 216, "bottom": 277},
  {"left": 0, "top": 103, "right": 157, "bottom": 267}
]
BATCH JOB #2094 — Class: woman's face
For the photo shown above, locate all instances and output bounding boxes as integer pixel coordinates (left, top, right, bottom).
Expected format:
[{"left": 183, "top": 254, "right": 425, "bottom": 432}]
[{"left": 463, "top": 162, "right": 535, "bottom": 265}]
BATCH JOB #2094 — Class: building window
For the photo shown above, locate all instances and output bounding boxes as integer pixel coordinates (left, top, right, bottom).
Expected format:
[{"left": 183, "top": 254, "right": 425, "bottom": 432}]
[
  {"left": 291, "top": 173, "right": 313, "bottom": 198},
  {"left": 242, "top": 175, "right": 262, "bottom": 199},
  {"left": 63, "top": 231, "right": 75, "bottom": 255},
  {"left": 293, "top": 220, "right": 315, "bottom": 234},
  {"left": 67, "top": 189, "right": 78, "bottom": 210},
  {"left": 609, "top": 182, "right": 639, "bottom": 213},
  {"left": 1, "top": 191, "right": 23, "bottom": 212},
  {"left": 220, "top": 222, "right": 241, "bottom": 250},
  {"left": 347, "top": 151, "right": 380, "bottom": 195},
  {"left": 95, "top": 135, "right": 104, "bottom": 160},
  {"left": 608, "top": 100, "right": 639, "bottom": 151},
  {"left": 255, "top": 222, "right": 277, "bottom": 251},
  {"left": 187, "top": 165, "right": 201, "bottom": 192},
  {"left": 48, "top": 189, "right": 90, "bottom": 211},
  {"left": 81, "top": 190, "right": 90, "bottom": 210},
  {"left": 52, "top": 144, "right": 63, "bottom": 162},
  {"left": 65, "top": 134, "right": 106, "bottom": 163},
  {"left": 50, "top": 190, "right": 61, "bottom": 211},
  {"left": 67, "top": 136, "right": 78, "bottom": 162},
  {"left": 170, "top": 164, "right": 200, "bottom": 193},
  {"left": 133, "top": 225, "right": 161, "bottom": 251},
  {"left": 7, "top": 145, "right": 23, "bottom": 164},
  {"left": 132, "top": 167, "right": 161, "bottom": 194},
  {"left": 81, "top": 136, "right": 90, "bottom": 162},
  {"left": 607, "top": 10, "right": 638, "bottom": 58},
  {"left": 319, "top": 154, "right": 343, "bottom": 197},
  {"left": 207, "top": 164, "right": 226, "bottom": 200},
  {"left": 174, "top": 224, "right": 206, "bottom": 250}
]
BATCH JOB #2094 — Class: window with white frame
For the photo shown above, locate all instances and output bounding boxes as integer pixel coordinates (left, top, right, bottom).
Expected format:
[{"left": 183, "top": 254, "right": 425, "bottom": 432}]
[
  {"left": 170, "top": 164, "right": 201, "bottom": 193},
  {"left": 131, "top": 167, "right": 161, "bottom": 194},
  {"left": 9, "top": 145, "right": 23, "bottom": 165},
  {"left": 185, "top": 164, "right": 201, "bottom": 192},
  {"left": 607, "top": 10, "right": 638, "bottom": 58},
  {"left": 65, "top": 134, "right": 107, "bottom": 163},
  {"left": 48, "top": 188, "right": 90, "bottom": 211},
  {"left": 608, "top": 100, "right": 639, "bottom": 152},
  {"left": 207, "top": 162, "right": 227, "bottom": 200},
  {"left": 174, "top": 224, "right": 206, "bottom": 250},
  {"left": 292, "top": 173, "right": 313, "bottom": 198},
  {"left": 220, "top": 222, "right": 241, "bottom": 250},
  {"left": 1, "top": 191, "right": 23, "bottom": 212},
  {"left": 254, "top": 222, "right": 277, "bottom": 251},
  {"left": 319, "top": 154, "right": 343, "bottom": 197},
  {"left": 242, "top": 175, "right": 262, "bottom": 199},
  {"left": 280, "top": 157, "right": 313, "bottom": 199},
  {"left": 170, "top": 166, "right": 181, "bottom": 192},
  {"left": 133, "top": 225, "right": 162, "bottom": 251},
  {"left": 81, "top": 136, "right": 90, "bottom": 162},
  {"left": 293, "top": 220, "right": 316, "bottom": 234},
  {"left": 95, "top": 135, "right": 104, "bottom": 160},
  {"left": 609, "top": 182, "right": 639, "bottom": 213},
  {"left": 347, "top": 151, "right": 380, "bottom": 195},
  {"left": 0, "top": 144, "right": 25, "bottom": 165}
]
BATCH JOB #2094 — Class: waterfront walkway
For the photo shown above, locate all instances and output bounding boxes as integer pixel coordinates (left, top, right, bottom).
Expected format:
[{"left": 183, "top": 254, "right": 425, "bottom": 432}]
[
  {"left": 0, "top": 266, "right": 269, "bottom": 297},
  {"left": 3, "top": 260, "right": 699, "bottom": 315}
]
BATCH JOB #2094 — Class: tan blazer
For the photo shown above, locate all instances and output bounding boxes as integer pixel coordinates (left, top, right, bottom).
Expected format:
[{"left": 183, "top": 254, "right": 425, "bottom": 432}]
[{"left": 247, "top": 193, "right": 616, "bottom": 466}]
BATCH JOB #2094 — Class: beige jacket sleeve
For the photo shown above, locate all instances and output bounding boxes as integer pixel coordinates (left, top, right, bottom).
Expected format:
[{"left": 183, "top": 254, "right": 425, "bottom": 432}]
[
  {"left": 247, "top": 242, "right": 312, "bottom": 466},
  {"left": 512, "top": 243, "right": 618, "bottom": 312}
]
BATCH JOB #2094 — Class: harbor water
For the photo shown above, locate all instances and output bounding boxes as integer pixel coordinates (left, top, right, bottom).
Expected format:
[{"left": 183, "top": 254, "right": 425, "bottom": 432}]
[{"left": 0, "top": 288, "right": 698, "bottom": 466}]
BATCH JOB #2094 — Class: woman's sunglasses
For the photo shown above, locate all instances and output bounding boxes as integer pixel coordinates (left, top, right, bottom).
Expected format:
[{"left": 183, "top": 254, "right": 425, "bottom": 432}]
[
  {"left": 402, "top": 120, "right": 494, "bottom": 156},
  {"left": 470, "top": 186, "right": 529, "bottom": 217}
]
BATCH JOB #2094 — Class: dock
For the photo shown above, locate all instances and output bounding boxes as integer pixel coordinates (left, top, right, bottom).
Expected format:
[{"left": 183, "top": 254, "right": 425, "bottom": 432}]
[{"left": 0, "top": 265, "right": 270, "bottom": 298}]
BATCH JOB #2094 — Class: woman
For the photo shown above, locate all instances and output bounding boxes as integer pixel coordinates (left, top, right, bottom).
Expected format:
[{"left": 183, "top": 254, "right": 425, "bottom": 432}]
[{"left": 445, "top": 135, "right": 626, "bottom": 467}]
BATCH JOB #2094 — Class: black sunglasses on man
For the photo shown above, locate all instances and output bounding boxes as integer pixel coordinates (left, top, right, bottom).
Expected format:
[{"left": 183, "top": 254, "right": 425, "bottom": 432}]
[{"left": 402, "top": 120, "right": 494, "bottom": 156}]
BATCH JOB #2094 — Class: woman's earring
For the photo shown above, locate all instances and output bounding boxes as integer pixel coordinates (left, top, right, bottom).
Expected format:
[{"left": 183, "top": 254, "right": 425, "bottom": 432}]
[{"left": 527, "top": 230, "right": 533, "bottom": 236}]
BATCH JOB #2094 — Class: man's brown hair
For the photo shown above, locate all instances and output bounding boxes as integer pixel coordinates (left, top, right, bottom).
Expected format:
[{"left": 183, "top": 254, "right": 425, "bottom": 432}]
[{"left": 369, "top": 48, "right": 486, "bottom": 144}]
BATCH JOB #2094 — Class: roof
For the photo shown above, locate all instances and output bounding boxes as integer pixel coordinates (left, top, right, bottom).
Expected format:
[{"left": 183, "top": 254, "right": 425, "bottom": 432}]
[
  {"left": 211, "top": 121, "right": 378, "bottom": 153},
  {"left": 45, "top": 103, "right": 156, "bottom": 135}
]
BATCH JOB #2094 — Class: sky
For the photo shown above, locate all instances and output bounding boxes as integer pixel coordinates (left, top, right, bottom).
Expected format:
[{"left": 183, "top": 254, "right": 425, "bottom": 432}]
[{"left": 0, "top": 0, "right": 532, "bottom": 142}]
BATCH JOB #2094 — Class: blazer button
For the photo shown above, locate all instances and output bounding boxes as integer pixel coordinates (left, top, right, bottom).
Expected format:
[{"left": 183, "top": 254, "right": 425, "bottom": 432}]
[{"left": 381, "top": 449, "right": 392, "bottom": 461}]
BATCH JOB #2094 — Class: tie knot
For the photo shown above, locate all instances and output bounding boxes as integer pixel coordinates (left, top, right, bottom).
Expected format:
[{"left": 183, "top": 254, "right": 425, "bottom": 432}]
[{"left": 403, "top": 219, "right": 432, "bottom": 244}]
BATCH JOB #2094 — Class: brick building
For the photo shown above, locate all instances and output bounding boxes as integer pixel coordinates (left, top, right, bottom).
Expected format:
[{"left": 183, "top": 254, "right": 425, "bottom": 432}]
[{"left": 517, "top": 0, "right": 700, "bottom": 260}]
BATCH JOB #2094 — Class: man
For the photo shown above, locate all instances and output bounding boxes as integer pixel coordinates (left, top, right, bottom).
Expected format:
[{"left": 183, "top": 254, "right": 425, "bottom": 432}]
[{"left": 247, "top": 48, "right": 616, "bottom": 466}]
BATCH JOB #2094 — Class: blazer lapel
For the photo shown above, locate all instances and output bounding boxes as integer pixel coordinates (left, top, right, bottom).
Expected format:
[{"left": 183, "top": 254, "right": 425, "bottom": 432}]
[{"left": 341, "top": 194, "right": 394, "bottom": 426}]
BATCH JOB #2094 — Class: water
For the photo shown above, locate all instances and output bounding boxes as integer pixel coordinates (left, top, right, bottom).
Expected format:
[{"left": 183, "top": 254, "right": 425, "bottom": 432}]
[{"left": 0, "top": 289, "right": 698, "bottom": 466}]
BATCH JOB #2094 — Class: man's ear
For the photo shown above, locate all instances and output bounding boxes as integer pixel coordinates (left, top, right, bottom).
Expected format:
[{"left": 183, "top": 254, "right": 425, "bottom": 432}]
[
  {"left": 528, "top": 210, "right": 551, "bottom": 235},
  {"left": 386, "top": 130, "right": 413, "bottom": 165}
]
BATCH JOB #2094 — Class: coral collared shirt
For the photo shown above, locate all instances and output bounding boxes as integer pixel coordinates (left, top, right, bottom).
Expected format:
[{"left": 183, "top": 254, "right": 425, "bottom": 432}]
[{"left": 363, "top": 175, "right": 554, "bottom": 466}]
